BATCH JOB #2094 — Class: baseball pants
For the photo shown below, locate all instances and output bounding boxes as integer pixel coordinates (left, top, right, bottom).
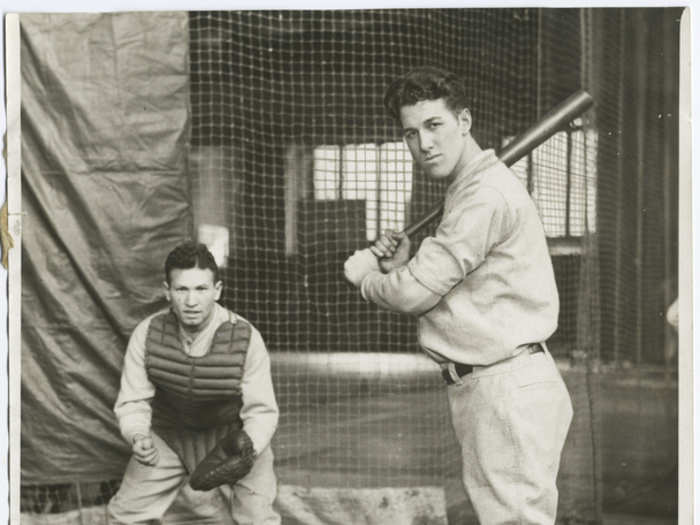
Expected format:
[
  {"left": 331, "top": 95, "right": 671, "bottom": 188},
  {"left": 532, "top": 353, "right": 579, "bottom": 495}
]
[
  {"left": 446, "top": 346, "right": 573, "bottom": 524},
  {"left": 107, "top": 432, "right": 280, "bottom": 525}
]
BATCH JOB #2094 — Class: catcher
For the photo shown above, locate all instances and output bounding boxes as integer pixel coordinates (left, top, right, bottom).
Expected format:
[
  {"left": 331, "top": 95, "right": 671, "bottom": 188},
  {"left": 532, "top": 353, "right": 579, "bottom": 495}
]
[
  {"left": 344, "top": 67, "right": 573, "bottom": 524},
  {"left": 108, "top": 242, "right": 280, "bottom": 524}
]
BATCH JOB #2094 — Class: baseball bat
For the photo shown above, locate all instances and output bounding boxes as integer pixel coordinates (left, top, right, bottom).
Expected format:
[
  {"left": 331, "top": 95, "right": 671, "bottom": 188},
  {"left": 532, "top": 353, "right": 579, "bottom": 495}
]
[{"left": 401, "top": 90, "right": 594, "bottom": 237}]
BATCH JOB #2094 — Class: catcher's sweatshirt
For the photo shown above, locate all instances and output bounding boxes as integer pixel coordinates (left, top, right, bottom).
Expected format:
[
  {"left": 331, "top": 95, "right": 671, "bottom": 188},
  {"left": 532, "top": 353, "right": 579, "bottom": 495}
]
[{"left": 114, "top": 302, "right": 279, "bottom": 456}]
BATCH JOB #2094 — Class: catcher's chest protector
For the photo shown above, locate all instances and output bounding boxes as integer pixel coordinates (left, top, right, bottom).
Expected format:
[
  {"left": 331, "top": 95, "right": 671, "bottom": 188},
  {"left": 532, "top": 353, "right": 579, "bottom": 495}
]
[{"left": 145, "top": 311, "right": 250, "bottom": 473}]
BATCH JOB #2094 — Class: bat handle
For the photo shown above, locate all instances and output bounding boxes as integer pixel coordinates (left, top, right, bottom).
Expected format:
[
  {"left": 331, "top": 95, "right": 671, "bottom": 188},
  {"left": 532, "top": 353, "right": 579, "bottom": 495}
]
[{"left": 402, "top": 203, "right": 443, "bottom": 237}]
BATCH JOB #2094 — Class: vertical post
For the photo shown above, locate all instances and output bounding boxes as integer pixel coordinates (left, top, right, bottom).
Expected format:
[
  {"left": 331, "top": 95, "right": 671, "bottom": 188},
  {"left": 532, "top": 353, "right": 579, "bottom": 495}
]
[
  {"left": 580, "top": 11, "right": 603, "bottom": 523},
  {"left": 633, "top": 10, "right": 647, "bottom": 366},
  {"left": 376, "top": 145, "right": 382, "bottom": 242},
  {"left": 612, "top": 9, "right": 626, "bottom": 365},
  {"left": 661, "top": 10, "right": 676, "bottom": 380},
  {"left": 75, "top": 482, "right": 85, "bottom": 525},
  {"left": 5, "top": 13, "right": 22, "bottom": 525},
  {"left": 284, "top": 145, "right": 302, "bottom": 256},
  {"left": 565, "top": 130, "right": 572, "bottom": 237},
  {"left": 677, "top": 9, "right": 692, "bottom": 524},
  {"left": 536, "top": 9, "right": 543, "bottom": 119}
]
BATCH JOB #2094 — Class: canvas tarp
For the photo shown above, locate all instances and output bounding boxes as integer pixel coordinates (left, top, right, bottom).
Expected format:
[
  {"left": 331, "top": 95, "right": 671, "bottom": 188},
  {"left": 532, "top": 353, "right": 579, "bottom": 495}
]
[{"left": 20, "top": 12, "right": 192, "bottom": 482}]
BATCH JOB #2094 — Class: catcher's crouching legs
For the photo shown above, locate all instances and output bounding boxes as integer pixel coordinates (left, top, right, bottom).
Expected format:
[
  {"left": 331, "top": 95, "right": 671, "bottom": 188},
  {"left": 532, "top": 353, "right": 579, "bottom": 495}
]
[
  {"left": 107, "top": 432, "right": 187, "bottom": 524},
  {"left": 222, "top": 445, "right": 280, "bottom": 525}
]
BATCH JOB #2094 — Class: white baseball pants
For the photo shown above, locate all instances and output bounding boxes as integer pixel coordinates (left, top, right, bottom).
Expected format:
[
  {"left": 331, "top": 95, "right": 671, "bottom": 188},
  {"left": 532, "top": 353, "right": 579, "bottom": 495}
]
[
  {"left": 107, "top": 432, "right": 280, "bottom": 525},
  {"left": 446, "top": 347, "right": 573, "bottom": 524}
]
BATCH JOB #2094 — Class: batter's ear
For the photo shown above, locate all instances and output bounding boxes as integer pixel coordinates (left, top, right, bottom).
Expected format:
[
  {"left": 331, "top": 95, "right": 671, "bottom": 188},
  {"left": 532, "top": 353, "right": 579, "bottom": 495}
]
[
  {"left": 214, "top": 280, "right": 223, "bottom": 300},
  {"left": 163, "top": 281, "right": 171, "bottom": 301},
  {"left": 459, "top": 108, "right": 472, "bottom": 135}
]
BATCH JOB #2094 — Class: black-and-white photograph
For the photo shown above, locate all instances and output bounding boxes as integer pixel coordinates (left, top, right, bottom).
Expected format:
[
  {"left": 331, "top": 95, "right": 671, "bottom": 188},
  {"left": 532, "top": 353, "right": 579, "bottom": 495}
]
[{"left": 2, "top": 5, "right": 690, "bottom": 524}]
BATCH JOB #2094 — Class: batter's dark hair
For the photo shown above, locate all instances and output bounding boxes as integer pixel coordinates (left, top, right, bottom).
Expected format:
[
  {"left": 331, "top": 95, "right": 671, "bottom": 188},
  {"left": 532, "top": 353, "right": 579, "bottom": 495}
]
[
  {"left": 164, "top": 241, "right": 219, "bottom": 285},
  {"left": 383, "top": 66, "right": 469, "bottom": 122}
]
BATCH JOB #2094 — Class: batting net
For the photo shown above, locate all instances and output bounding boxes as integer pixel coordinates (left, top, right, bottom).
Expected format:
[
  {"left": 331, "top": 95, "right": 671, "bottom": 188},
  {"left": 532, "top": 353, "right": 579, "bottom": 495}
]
[
  {"left": 188, "top": 9, "right": 597, "bottom": 523},
  {"left": 19, "top": 8, "right": 679, "bottom": 524}
]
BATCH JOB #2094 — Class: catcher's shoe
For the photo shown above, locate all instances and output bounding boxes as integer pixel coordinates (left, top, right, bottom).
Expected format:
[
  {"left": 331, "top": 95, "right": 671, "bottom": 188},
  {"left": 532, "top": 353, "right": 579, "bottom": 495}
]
[{"left": 189, "top": 430, "right": 255, "bottom": 491}]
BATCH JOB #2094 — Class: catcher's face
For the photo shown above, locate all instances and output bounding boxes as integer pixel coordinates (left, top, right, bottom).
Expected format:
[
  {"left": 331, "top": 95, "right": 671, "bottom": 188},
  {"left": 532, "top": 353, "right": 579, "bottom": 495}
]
[
  {"left": 400, "top": 98, "right": 472, "bottom": 180},
  {"left": 164, "top": 267, "right": 222, "bottom": 334}
]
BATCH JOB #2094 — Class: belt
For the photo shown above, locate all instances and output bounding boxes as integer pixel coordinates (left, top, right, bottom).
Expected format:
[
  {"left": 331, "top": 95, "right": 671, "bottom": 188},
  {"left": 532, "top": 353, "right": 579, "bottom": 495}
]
[{"left": 441, "top": 343, "right": 544, "bottom": 385}]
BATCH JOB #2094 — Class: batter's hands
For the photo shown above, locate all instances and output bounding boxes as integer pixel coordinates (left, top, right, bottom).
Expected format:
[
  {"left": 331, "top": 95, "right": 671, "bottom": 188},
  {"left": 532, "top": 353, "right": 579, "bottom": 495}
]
[
  {"left": 132, "top": 433, "right": 159, "bottom": 466},
  {"left": 344, "top": 248, "right": 380, "bottom": 287},
  {"left": 370, "top": 230, "right": 411, "bottom": 273}
]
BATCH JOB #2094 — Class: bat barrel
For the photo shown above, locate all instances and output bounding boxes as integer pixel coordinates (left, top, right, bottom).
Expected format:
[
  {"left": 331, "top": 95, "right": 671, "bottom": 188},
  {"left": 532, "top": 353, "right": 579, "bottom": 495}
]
[
  {"left": 499, "top": 90, "right": 594, "bottom": 167},
  {"left": 402, "top": 90, "right": 594, "bottom": 237}
]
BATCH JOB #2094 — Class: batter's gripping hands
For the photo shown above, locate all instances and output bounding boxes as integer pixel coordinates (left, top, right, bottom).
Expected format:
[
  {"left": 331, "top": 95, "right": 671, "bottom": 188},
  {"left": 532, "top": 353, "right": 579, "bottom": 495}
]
[
  {"left": 370, "top": 230, "right": 410, "bottom": 273},
  {"left": 189, "top": 430, "right": 255, "bottom": 491}
]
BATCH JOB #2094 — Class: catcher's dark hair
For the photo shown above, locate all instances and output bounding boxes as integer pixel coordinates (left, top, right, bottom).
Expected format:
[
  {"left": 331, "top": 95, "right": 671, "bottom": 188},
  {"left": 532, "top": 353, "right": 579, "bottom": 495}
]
[
  {"left": 164, "top": 241, "right": 219, "bottom": 285},
  {"left": 383, "top": 66, "right": 469, "bottom": 121}
]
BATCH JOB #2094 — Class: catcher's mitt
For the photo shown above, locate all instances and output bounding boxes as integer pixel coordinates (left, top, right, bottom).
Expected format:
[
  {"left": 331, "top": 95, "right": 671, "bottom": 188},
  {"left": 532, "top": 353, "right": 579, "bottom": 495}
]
[{"left": 189, "top": 430, "right": 255, "bottom": 491}]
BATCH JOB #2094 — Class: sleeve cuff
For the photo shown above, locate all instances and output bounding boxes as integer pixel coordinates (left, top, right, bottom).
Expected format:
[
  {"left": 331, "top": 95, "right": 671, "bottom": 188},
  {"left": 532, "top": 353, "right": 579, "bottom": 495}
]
[
  {"left": 122, "top": 425, "right": 151, "bottom": 445},
  {"left": 360, "top": 271, "right": 383, "bottom": 302}
]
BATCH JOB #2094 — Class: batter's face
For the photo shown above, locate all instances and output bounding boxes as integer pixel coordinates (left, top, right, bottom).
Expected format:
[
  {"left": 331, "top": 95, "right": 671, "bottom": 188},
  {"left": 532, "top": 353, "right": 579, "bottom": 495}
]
[
  {"left": 164, "top": 267, "right": 222, "bottom": 334},
  {"left": 400, "top": 98, "right": 472, "bottom": 180}
]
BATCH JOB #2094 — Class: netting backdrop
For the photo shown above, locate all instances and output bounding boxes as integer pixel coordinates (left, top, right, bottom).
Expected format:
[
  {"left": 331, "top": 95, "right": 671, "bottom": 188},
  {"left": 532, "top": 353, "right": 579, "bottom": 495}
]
[
  {"left": 19, "top": 8, "right": 680, "bottom": 524},
  {"left": 187, "top": 8, "right": 679, "bottom": 521},
  {"left": 188, "top": 9, "right": 597, "bottom": 522},
  {"left": 189, "top": 10, "right": 539, "bottom": 353}
]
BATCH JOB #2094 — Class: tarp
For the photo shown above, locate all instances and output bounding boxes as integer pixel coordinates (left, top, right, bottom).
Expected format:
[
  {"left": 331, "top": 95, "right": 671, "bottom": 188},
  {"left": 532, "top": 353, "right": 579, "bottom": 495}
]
[{"left": 20, "top": 12, "right": 192, "bottom": 482}]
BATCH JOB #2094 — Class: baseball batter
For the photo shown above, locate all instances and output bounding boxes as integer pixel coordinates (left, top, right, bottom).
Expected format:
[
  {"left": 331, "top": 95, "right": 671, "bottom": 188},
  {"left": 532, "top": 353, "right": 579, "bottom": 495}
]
[
  {"left": 108, "top": 242, "right": 280, "bottom": 524},
  {"left": 344, "top": 66, "right": 573, "bottom": 524}
]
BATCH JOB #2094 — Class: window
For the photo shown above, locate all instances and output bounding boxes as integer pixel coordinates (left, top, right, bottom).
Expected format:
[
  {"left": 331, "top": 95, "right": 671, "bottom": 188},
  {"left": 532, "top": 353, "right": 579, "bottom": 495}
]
[
  {"left": 312, "top": 142, "right": 413, "bottom": 242},
  {"left": 286, "top": 126, "right": 597, "bottom": 257},
  {"left": 508, "top": 122, "right": 597, "bottom": 254}
]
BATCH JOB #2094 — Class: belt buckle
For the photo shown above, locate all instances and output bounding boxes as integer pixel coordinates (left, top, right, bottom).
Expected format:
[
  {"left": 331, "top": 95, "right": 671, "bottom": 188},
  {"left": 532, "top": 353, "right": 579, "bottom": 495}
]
[
  {"left": 442, "top": 362, "right": 473, "bottom": 385},
  {"left": 529, "top": 343, "right": 545, "bottom": 355},
  {"left": 441, "top": 367, "right": 453, "bottom": 384}
]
